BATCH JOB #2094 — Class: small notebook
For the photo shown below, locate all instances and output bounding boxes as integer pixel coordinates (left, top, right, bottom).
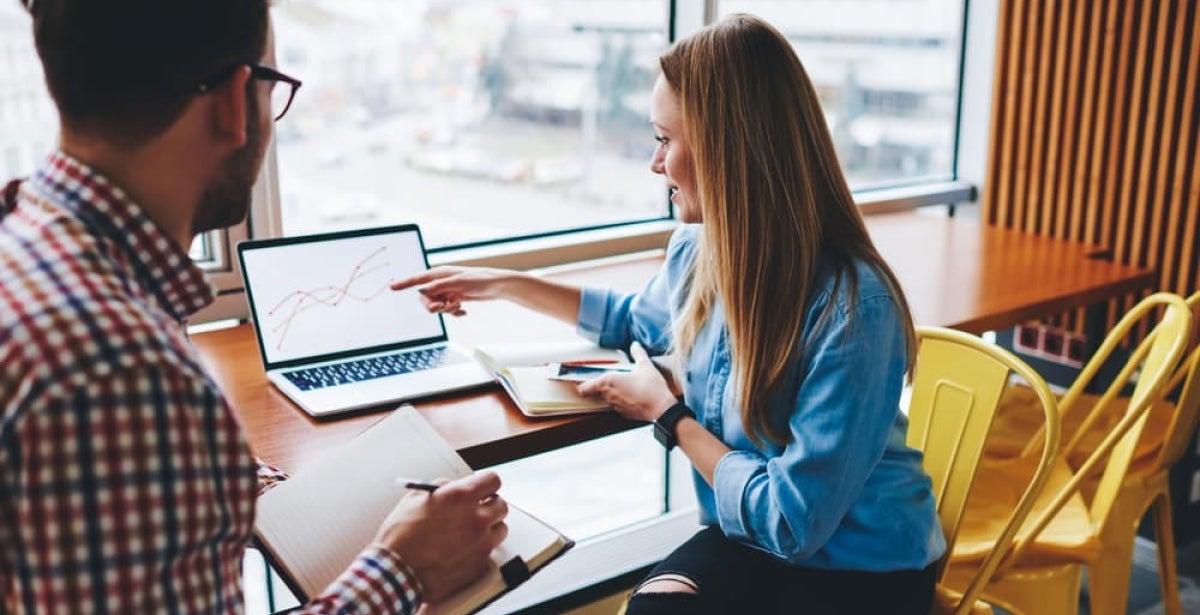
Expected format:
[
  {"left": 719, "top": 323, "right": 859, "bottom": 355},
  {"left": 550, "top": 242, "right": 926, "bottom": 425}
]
[
  {"left": 254, "top": 406, "right": 573, "bottom": 615},
  {"left": 473, "top": 341, "right": 631, "bottom": 417}
]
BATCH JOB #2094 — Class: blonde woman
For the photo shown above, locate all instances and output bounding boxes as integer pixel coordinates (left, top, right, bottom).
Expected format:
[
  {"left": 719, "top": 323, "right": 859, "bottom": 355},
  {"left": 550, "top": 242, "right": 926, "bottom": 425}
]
[{"left": 392, "top": 14, "right": 943, "bottom": 614}]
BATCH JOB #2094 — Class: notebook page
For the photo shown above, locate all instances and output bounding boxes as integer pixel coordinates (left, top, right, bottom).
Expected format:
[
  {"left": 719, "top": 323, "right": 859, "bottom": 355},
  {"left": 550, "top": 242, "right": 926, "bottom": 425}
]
[
  {"left": 255, "top": 406, "right": 472, "bottom": 597},
  {"left": 503, "top": 365, "right": 608, "bottom": 411},
  {"left": 475, "top": 340, "right": 627, "bottom": 371}
]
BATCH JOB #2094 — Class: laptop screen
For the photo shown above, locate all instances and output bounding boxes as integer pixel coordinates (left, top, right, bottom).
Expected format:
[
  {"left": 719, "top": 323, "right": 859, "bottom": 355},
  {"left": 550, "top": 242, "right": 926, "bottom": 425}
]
[{"left": 238, "top": 224, "right": 447, "bottom": 367}]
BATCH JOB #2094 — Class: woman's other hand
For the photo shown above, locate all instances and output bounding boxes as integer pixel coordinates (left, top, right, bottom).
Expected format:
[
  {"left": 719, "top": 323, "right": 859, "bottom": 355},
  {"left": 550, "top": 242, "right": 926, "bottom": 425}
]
[{"left": 577, "top": 342, "right": 677, "bottom": 422}]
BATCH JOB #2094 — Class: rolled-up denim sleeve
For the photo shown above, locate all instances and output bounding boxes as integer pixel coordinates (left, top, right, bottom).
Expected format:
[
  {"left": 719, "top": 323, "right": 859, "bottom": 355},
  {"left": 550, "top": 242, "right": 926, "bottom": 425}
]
[{"left": 712, "top": 295, "right": 907, "bottom": 563}]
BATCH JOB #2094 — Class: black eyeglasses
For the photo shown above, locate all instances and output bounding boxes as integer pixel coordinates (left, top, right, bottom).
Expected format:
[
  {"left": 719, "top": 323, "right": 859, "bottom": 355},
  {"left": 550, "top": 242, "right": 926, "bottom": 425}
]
[{"left": 198, "top": 64, "right": 303, "bottom": 121}]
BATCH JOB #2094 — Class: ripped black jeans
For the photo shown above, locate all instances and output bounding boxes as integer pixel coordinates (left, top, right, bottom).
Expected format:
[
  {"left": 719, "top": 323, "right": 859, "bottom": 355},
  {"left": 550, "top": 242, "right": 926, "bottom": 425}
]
[{"left": 626, "top": 526, "right": 936, "bottom": 615}]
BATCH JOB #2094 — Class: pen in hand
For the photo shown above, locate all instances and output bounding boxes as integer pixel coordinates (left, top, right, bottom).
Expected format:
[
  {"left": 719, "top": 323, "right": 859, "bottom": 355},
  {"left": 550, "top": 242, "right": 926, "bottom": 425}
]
[
  {"left": 397, "top": 477, "right": 505, "bottom": 507},
  {"left": 395, "top": 478, "right": 439, "bottom": 493}
]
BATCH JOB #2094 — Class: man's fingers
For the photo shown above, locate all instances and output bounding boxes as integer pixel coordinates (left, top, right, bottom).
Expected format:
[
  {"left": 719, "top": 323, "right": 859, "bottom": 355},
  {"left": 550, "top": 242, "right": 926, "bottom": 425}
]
[
  {"left": 450, "top": 471, "right": 502, "bottom": 500},
  {"left": 488, "top": 520, "right": 509, "bottom": 548},
  {"left": 483, "top": 494, "right": 508, "bottom": 517}
]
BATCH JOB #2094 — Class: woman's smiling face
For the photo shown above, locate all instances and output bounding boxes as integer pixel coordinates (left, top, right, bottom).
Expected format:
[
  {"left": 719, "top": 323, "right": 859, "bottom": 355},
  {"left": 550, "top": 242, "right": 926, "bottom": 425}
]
[{"left": 649, "top": 74, "right": 700, "bottom": 223}]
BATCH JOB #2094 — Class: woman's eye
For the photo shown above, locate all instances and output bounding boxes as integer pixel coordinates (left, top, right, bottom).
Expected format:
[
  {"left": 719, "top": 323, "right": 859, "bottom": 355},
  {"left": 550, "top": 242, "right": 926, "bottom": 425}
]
[{"left": 654, "top": 135, "right": 668, "bottom": 146}]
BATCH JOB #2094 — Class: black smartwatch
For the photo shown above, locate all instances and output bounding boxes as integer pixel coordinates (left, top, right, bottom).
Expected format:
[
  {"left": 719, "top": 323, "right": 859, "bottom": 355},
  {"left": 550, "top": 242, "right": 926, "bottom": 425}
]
[{"left": 653, "top": 402, "right": 695, "bottom": 450}]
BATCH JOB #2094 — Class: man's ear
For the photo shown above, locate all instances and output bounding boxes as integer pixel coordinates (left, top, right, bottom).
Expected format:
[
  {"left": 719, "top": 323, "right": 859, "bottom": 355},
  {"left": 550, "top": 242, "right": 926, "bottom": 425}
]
[{"left": 211, "top": 65, "right": 252, "bottom": 149}]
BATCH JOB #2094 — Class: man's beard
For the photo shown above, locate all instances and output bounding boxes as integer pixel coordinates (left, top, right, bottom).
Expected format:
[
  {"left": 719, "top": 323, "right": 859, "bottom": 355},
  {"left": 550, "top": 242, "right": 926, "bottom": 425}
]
[{"left": 193, "top": 97, "right": 266, "bottom": 235}]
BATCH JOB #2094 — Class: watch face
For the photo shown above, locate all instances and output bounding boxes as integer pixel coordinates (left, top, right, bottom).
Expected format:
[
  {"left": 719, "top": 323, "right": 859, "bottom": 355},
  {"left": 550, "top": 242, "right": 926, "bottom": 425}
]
[
  {"left": 654, "top": 403, "right": 691, "bottom": 450},
  {"left": 653, "top": 422, "right": 673, "bottom": 449}
]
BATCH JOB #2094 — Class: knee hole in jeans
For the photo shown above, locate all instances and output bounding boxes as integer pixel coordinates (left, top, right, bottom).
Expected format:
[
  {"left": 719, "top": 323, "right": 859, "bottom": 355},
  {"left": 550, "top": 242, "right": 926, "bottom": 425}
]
[{"left": 633, "top": 573, "right": 700, "bottom": 595}]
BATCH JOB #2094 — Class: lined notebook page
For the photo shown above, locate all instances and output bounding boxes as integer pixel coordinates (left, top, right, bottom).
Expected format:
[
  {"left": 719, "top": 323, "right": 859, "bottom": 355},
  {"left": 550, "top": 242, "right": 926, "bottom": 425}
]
[{"left": 255, "top": 406, "right": 472, "bottom": 597}]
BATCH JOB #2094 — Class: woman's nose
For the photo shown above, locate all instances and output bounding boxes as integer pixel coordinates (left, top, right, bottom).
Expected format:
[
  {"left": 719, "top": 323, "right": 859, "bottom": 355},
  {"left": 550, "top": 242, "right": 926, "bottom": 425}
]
[{"left": 649, "top": 150, "right": 665, "bottom": 175}]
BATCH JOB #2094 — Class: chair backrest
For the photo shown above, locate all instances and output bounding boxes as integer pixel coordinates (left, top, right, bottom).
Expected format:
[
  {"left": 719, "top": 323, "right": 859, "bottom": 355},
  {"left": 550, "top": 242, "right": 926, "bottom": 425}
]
[
  {"left": 908, "top": 326, "right": 1061, "bottom": 615},
  {"left": 1017, "top": 293, "right": 1200, "bottom": 474},
  {"left": 1151, "top": 291, "right": 1200, "bottom": 471},
  {"left": 1001, "top": 292, "right": 1191, "bottom": 573}
]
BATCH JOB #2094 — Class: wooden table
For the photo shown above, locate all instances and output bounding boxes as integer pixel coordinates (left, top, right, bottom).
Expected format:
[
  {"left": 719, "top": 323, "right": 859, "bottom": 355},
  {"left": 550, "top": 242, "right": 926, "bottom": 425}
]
[
  {"left": 866, "top": 212, "right": 1154, "bottom": 334},
  {"left": 193, "top": 211, "right": 1155, "bottom": 473}
]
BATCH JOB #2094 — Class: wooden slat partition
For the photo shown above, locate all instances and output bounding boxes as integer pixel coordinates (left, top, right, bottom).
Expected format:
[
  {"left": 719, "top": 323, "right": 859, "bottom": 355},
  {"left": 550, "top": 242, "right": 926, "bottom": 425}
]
[{"left": 984, "top": 0, "right": 1200, "bottom": 336}]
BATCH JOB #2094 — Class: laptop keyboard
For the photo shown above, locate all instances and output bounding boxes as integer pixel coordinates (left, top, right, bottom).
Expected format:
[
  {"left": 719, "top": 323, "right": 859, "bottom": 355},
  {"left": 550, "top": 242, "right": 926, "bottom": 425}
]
[{"left": 282, "top": 347, "right": 468, "bottom": 391}]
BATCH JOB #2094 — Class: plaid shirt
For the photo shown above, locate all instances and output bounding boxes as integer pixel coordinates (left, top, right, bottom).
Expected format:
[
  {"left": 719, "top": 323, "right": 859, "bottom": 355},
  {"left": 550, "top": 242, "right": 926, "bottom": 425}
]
[{"left": 1, "top": 153, "right": 419, "bottom": 614}]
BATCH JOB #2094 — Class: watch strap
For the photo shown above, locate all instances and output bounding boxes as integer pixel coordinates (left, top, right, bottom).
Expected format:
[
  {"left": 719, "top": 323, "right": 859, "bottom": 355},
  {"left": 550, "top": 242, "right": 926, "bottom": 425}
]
[{"left": 653, "top": 402, "right": 694, "bottom": 450}]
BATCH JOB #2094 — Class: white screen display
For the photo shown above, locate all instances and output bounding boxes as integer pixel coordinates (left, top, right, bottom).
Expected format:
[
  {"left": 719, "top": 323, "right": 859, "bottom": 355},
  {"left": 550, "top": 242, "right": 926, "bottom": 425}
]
[{"left": 240, "top": 229, "right": 444, "bottom": 364}]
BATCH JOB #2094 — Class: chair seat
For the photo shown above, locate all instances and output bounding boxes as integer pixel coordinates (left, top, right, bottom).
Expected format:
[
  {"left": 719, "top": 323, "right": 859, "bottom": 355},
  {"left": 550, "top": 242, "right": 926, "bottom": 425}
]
[
  {"left": 953, "top": 456, "right": 1101, "bottom": 565},
  {"left": 983, "top": 385, "right": 1175, "bottom": 468}
]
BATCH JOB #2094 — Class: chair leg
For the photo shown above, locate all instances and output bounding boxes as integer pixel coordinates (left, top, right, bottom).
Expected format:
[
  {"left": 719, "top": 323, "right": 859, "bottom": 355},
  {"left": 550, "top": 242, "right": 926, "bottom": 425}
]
[
  {"left": 1151, "top": 491, "right": 1183, "bottom": 615},
  {"left": 1086, "top": 508, "right": 1140, "bottom": 615}
]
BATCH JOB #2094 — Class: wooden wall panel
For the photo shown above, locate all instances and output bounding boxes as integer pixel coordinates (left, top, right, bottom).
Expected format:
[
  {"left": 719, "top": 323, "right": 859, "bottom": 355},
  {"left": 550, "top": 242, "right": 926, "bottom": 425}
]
[{"left": 984, "top": 0, "right": 1200, "bottom": 336}]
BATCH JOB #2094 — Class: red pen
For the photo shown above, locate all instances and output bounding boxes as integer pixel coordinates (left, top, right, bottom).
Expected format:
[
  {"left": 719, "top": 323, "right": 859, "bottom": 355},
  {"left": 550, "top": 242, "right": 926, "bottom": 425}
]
[{"left": 559, "top": 359, "right": 621, "bottom": 366}]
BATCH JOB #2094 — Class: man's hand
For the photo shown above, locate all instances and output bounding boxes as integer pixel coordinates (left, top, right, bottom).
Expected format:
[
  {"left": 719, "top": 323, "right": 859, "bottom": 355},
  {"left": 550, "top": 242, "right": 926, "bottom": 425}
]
[{"left": 372, "top": 472, "right": 509, "bottom": 603}]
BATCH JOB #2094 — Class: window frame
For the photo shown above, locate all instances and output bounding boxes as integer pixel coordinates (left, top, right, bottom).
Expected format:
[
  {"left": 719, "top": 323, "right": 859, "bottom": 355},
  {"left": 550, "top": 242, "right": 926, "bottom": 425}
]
[{"left": 198, "top": 0, "right": 991, "bottom": 325}]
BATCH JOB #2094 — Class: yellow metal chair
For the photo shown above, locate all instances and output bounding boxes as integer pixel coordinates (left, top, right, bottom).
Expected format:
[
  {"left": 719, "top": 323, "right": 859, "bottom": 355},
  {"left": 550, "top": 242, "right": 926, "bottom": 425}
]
[
  {"left": 943, "top": 292, "right": 1193, "bottom": 615},
  {"left": 971, "top": 291, "right": 1200, "bottom": 615},
  {"left": 908, "top": 326, "right": 1061, "bottom": 615}
]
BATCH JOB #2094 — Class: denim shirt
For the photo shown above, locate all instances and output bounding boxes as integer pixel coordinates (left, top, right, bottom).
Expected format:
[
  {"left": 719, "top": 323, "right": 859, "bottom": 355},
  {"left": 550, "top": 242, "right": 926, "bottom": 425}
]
[{"left": 577, "top": 225, "right": 946, "bottom": 571}]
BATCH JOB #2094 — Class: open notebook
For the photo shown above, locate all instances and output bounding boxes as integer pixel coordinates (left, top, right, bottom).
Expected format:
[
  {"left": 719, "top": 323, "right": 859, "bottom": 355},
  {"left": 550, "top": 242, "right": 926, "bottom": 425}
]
[
  {"left": 254, "top": 406, "right": 573, "bottom": 615},
  {"left": 473, "top": 341, "right": 631, "bottom": 417}
]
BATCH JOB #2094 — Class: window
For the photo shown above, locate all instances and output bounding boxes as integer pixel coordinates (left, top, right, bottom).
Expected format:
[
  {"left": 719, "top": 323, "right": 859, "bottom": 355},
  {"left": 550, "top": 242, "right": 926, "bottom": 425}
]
[
  {"left": 490, "top": 428, "right": 673, "bottom": 538},
  {"left": 265, "top": 0, "right": 970, "bottom": 258},
  {"left": 0, "top": 7, "right": 54, "bottom": 180},
  {"left": 269, "top": 0, "right": 672, "bottom": 249},
  {"left": 721, "top": 0, "right": 965, "bottom": 188}
]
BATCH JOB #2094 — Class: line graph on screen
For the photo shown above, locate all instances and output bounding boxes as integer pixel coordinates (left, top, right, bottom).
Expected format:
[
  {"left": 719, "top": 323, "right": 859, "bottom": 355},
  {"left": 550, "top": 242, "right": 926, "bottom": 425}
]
[{"left": 267, "top": 246, "right": 391, "bottom": 351}]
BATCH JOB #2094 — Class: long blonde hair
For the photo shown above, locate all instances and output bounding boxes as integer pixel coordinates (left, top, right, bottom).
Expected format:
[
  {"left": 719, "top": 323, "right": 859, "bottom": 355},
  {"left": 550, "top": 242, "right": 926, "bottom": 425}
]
[{"left": 664, "top": 14, "right": 917, "bottom": 446}]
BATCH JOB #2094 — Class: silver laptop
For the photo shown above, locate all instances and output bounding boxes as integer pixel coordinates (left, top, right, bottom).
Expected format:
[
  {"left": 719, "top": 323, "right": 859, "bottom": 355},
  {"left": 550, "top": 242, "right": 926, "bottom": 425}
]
[{"left": 237, "top": 224, "right": 492, "bottom": 417}]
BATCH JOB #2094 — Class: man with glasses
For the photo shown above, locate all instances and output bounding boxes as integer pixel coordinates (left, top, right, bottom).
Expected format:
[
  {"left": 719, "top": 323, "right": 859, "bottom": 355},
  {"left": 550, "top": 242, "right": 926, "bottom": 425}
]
[{"left": 0, "top": 1, "right": 507, "bottom": 613}]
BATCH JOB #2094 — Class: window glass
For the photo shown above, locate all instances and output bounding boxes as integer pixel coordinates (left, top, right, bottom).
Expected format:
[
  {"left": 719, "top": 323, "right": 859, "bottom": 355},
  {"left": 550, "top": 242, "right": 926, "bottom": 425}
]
[
  {"left": 272, "top": 0, "right": 671, "bottom": 249},
  {"left": 0, "top": 6, "right": 56, "bottom": 180},
  {"left": 490, "top": 428, "right": 677, "bottom": 539},
  {"left": 720, "top": 0, "right": 965, "bottom": 188},
  {"left": 189, "top": 234, "right": 212, "bottom": 261}
]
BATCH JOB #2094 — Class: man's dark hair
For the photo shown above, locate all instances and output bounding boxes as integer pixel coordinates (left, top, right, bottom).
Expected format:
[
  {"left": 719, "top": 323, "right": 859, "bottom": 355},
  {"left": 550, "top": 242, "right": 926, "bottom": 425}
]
[{"left": 23, "top": 0, "right": 270, "bottom": 146}]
